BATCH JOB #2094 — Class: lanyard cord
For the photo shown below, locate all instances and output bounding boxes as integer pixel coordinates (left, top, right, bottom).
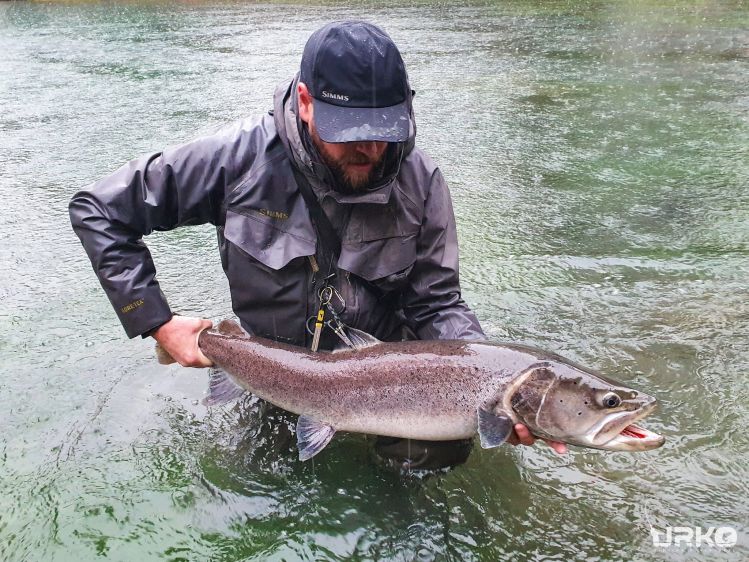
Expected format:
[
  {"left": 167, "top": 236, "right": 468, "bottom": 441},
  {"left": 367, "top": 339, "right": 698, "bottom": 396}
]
[
  {"left": 292, "top": 164, "right": 353, "bottom": 351},
  {"left": 290, "top": 165, "right": 340, "bottom": 281}
]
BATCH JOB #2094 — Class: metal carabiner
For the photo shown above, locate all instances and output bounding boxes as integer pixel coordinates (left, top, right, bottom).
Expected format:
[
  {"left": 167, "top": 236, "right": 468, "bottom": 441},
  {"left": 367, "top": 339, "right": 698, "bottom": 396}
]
[
  {"left": 328, "top": 286, "right": 346, "bottom": 315},
  {"left": 318, "top": 285, "right": 334, "bottom": 306},
  {"left": 325, "top": 305, "right": 355, "bottom": 349}
]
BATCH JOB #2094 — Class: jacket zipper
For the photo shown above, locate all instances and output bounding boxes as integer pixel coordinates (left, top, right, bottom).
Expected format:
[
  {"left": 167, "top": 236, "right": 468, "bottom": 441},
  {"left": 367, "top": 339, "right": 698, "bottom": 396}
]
[{"left": 305, "top": 255, "right": 319, "bottom": 348}]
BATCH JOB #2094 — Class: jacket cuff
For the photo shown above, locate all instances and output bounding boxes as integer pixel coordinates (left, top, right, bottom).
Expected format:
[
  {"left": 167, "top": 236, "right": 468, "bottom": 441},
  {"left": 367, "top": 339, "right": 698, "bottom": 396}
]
[
  {"left": 112, "top": 288, "right": 173, "bottom": 339},
  {"left": 141, "top": 319, "right": 171, "bottom": 339}
]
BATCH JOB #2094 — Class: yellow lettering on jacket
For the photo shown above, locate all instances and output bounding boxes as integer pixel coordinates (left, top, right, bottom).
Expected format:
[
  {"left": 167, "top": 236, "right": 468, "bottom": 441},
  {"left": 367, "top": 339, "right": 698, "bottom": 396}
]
[
  {"left": 121, "top": 299, "right": 145, "bottom": 314},
  {"left": 253, "top": 208, "right": 289, "bottom": 220}
]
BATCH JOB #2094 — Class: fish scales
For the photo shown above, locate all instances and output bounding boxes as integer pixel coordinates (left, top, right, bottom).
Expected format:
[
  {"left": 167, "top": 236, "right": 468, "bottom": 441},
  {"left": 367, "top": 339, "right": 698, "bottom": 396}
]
[
  {"left": 204, "top": 332, "right": 550, "bottom": 438},
  {"left": 174, "top": 320, "right": 665, "bottom": 459}
]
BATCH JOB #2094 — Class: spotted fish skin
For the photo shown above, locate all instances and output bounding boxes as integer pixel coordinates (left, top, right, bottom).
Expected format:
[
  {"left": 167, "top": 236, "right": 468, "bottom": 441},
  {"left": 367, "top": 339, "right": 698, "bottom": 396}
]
[{"left": 191, "top": 320, "right": 665, "bottom": 460}]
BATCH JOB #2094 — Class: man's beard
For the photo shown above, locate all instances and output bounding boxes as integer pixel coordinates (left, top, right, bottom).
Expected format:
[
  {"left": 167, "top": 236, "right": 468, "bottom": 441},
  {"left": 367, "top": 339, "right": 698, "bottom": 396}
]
[
  {"left": 321, "top": 148, "right": 387, "bottom": 194},
  {"left": 307, "top": 124, "right": 388, "bottom": 194}
]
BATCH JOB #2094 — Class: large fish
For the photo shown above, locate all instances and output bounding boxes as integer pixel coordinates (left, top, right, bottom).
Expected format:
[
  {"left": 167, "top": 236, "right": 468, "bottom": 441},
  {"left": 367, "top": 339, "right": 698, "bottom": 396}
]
[{"left": 158, "top": 320, "right": 665, "bottom": 460}]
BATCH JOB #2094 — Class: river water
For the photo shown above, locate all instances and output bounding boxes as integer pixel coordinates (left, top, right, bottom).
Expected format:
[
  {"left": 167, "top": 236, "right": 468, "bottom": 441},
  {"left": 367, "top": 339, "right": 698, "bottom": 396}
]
[{"left": 1, "top": 1, "right": 747, "bottom": 560}]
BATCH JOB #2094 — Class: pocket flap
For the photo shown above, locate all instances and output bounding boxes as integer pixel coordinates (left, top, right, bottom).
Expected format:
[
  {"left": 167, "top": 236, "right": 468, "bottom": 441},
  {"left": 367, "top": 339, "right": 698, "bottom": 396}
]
[
  {"left": 224, "top": 209, "right": 315, "bottom": 270},
  {"left": 339, "top": 234, "right": 417, "bottom": 281}
]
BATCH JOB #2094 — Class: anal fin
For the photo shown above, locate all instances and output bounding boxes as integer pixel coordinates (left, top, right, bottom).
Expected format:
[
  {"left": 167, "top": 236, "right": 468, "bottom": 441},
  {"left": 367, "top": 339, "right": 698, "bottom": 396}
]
[{"left": 296, "top": 415, "right": 336, "bottom": 461}]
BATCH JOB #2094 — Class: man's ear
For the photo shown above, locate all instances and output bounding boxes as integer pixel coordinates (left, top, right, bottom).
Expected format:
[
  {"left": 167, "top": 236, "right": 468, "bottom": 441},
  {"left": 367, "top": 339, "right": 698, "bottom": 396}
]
[{"left": 297, "top": 82, "right": 314, "bottom": 125}]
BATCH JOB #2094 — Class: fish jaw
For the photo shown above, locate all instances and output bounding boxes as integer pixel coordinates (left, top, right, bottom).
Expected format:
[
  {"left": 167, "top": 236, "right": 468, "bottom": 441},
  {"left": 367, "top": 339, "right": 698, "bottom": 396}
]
[
  {"left": 596, "top": 421, "right": 665, "bottom": 451},
  {"left": 582, "top": 400, "right": 665, "bottom": 451}
]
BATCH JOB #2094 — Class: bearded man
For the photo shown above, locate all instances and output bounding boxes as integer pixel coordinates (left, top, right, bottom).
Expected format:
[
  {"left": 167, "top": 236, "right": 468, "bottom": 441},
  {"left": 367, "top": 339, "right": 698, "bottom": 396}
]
[{"left": 70, "top": 20, "right": 565, "bottom": 469}]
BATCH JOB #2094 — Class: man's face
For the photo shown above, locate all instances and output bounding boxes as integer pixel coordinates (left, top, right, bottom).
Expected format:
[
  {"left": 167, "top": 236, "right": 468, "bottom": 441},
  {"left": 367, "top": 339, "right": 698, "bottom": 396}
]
[{"left": 307, "top": 118, "right": 389, "bottom": 193}]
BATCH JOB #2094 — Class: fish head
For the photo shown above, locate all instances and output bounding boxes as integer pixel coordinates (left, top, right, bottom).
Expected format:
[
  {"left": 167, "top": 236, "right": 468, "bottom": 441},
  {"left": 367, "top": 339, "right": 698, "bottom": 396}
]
[{"left": 509, "top": 362, "right": 665, "bottom": 451}]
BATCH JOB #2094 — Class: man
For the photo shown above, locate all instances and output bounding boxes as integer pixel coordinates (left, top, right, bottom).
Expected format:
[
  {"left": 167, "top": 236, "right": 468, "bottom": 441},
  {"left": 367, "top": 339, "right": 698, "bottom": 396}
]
[{"left": 70, "top": 21, "right": 565, "bottom": 469}]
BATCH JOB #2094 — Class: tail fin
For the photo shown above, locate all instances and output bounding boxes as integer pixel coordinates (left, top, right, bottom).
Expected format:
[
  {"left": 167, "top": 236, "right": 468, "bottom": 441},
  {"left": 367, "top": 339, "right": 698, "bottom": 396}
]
[{"left": 155, "top": 342, "right": 176, "bottom": 365}]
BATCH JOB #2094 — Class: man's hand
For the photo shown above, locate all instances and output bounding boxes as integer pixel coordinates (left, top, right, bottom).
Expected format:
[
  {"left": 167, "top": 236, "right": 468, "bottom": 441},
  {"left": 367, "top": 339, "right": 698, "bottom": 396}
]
[
  {"left": 152, "top": 316, "right": 213, "bottom": 368},
  {"left": 508, "top": 423, "right": 568, "bottom": 455}
]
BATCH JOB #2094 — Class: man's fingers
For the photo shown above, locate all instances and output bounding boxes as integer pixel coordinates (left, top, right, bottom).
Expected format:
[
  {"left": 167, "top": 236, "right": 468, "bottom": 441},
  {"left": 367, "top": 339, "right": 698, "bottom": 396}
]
[
  {"left": 195, "top": 350, "right": 213, "bottom": 367},
  {"left": 513, "top": 423, "right": 536, "bottom": 446},
  {"left": 176, "top": 350, "right": 213, "bottom": 368},
  {"left": 511, "top": 424, "right": 568, "bottom": 454},
  {"left": 544, "top": 439, "right": 568, "bottom": 455},
  {"left": 153, "top": 316, "right": 214, "bottom": 368},
  {"left": 195, "top": 320, "right": 214, "bottom": 367}
]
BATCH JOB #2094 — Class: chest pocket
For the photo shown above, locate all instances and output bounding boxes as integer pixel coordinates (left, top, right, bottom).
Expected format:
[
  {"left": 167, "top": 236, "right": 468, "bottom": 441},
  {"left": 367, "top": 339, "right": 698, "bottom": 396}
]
[
  {"left": 223, "top": 209, "right": 315, "bottom": 270},
  {"left": 339, "top": 232, "right": 417, "bottom": 294},
  {"left": 338, "top": 197, "right": 419, "bottom": 298},
  {"left": 220, "top": 209, "right": 315, "bottom": 345}
]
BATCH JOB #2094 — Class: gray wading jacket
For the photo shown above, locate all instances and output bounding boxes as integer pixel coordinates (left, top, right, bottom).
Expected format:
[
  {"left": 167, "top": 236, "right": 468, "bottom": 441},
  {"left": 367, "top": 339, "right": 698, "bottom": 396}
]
[{"left": 69, "top": 77, "right": 484, "bottom": 348}]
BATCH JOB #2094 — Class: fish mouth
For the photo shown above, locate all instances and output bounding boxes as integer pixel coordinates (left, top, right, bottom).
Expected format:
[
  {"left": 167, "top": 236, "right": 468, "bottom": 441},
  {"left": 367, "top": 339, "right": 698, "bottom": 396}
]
[{"left": 592, "top": 401, "right": 665, "bottom": 451}]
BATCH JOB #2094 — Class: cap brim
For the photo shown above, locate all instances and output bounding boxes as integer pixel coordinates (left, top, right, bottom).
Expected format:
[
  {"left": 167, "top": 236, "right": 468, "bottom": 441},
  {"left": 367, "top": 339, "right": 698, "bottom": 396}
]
[{"left": 313, "top": 98, "right": 410, "bottom": 143}]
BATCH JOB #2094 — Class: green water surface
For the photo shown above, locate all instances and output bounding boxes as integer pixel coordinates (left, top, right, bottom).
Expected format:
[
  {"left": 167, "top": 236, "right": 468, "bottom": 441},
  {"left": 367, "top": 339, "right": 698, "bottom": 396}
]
[{"left": 0, "top": 1, "right": 747, "bottom": 560}]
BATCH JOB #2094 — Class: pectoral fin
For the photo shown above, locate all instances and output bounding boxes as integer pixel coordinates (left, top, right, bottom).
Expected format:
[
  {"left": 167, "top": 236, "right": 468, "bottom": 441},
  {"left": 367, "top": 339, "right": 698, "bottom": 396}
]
[
  {"left": 477, "top": 407, "right": 514, "bottom": 448},
  {"left": 202, "top": 368, "right": 246, "bottom": 406},
  {"left": 296, "top": 415, "right": 336, "bottom": 461}
]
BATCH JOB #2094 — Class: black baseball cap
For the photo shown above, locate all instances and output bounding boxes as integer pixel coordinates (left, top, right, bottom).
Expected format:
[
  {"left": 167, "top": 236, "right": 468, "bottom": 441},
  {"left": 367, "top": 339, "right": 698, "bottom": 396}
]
[{"left": 299, "top": 21, "right": 411, "bottom": 143}]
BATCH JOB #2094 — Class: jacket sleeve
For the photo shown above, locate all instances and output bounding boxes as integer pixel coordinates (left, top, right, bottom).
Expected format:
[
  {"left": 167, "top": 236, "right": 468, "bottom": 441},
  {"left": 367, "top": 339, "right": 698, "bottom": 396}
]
[
  {"left": 402, "top": 168, "right": 485, "bottom": 341},
  {"left": 69, "top": 121, "right": 254, "bottom": 338}
]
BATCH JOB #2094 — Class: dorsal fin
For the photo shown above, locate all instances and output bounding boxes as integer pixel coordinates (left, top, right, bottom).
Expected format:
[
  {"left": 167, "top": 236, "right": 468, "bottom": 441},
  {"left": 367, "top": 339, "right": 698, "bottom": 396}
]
[
  {"left": 216, "top": 319, "right": 250, "bottom": 338},
  {"left": 346, "top": 326, "right": 381, "bottom": 348}
]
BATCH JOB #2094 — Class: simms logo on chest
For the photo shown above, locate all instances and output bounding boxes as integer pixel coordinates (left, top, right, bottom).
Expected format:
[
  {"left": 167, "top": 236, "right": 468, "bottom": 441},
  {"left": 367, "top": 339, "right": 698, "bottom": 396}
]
[{"left": 321, "top": 91, "right": 349, "bottom": 102}]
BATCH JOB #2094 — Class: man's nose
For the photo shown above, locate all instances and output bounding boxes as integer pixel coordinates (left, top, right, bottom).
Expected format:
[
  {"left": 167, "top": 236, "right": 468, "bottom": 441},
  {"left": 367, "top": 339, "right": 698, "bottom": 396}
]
[{"left": 354, "top": 141, "right": 382, "bottom": 158}]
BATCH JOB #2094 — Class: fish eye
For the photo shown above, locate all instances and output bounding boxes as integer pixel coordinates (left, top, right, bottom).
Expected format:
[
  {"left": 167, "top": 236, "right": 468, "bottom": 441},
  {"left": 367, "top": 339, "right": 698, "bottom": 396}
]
[{"left": 602, "top": 393, "right": 621, "bottom": 408}]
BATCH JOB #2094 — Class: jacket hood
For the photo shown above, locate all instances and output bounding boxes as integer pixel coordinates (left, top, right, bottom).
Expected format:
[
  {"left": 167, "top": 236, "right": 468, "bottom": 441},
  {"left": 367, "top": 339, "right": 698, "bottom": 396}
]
[{"left": 273, "top": 74, "right": 416, "bottom": 202}]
